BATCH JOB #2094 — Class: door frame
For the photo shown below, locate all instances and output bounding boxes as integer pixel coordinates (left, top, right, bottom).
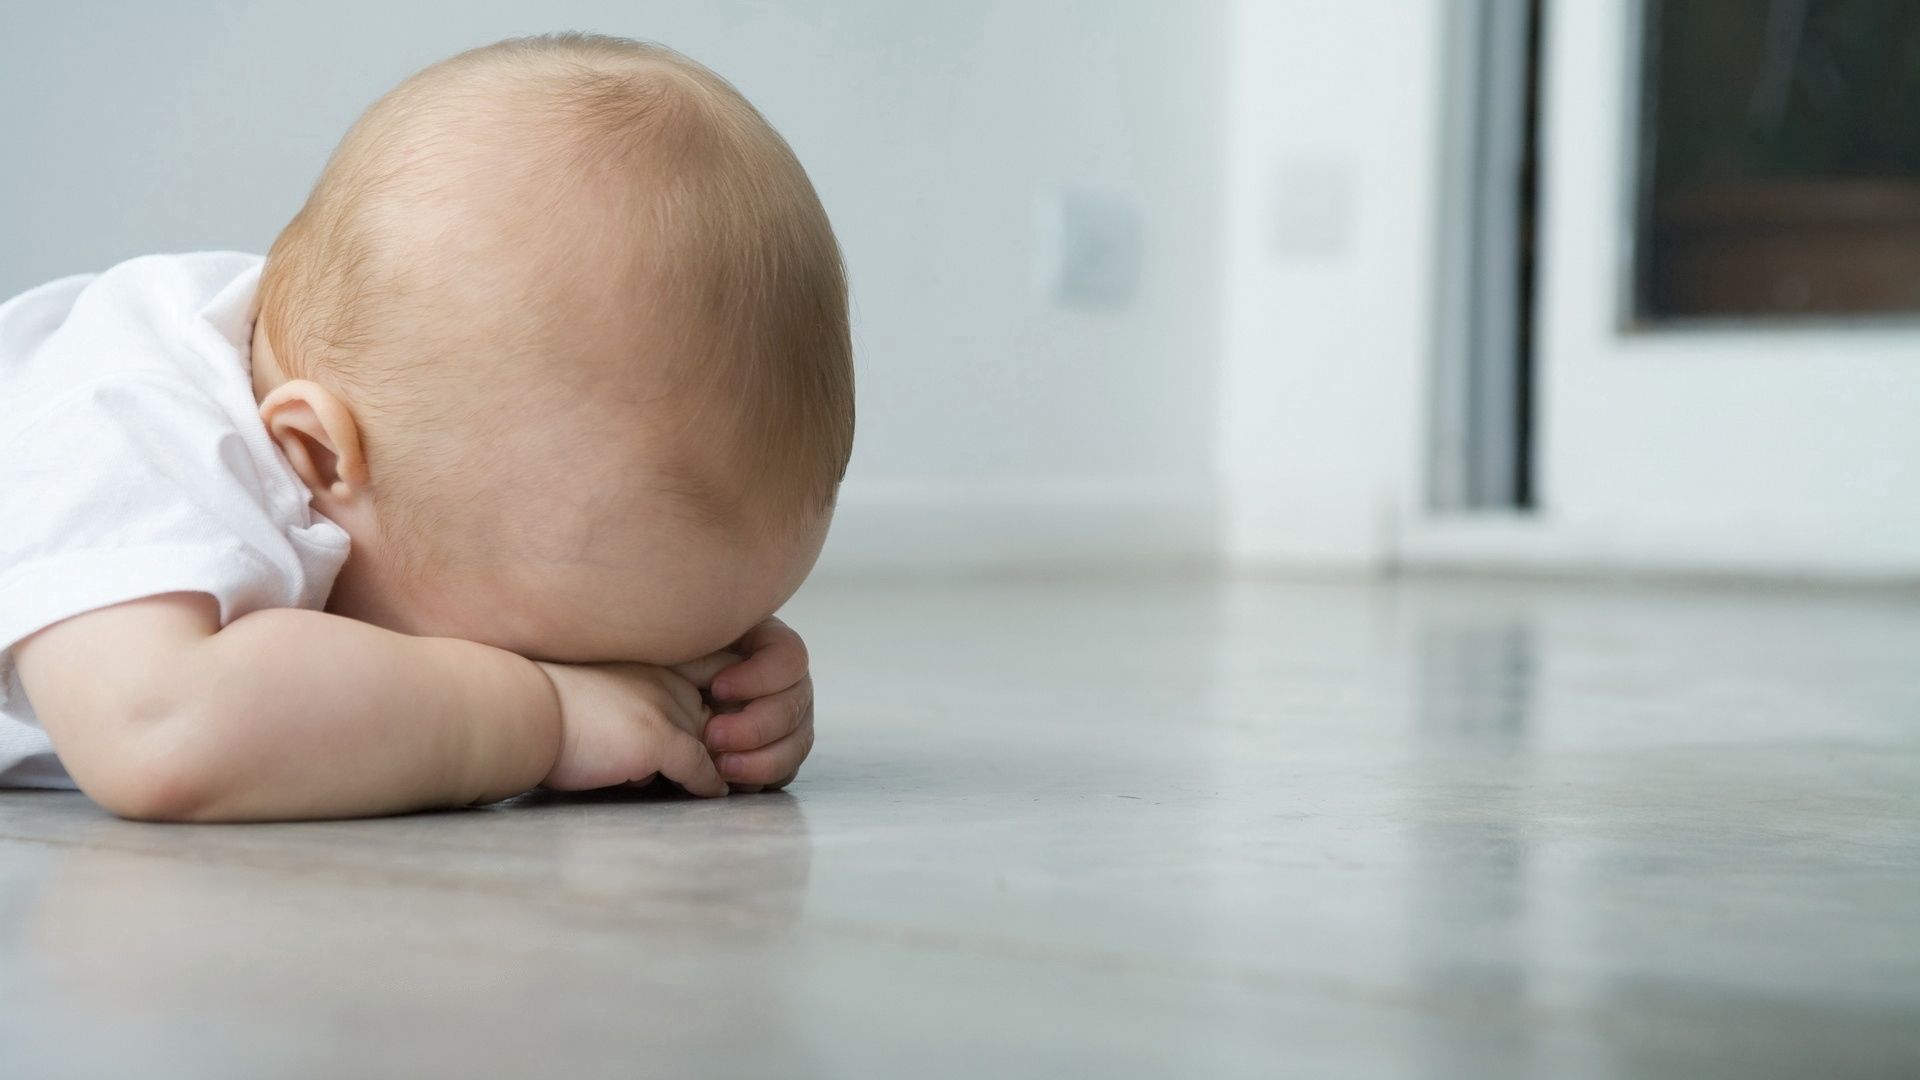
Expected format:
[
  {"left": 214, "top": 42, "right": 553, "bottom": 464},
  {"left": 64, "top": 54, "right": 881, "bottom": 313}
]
[{"left": 1398, "top": 0, "right": 1920, "bottom": 581}]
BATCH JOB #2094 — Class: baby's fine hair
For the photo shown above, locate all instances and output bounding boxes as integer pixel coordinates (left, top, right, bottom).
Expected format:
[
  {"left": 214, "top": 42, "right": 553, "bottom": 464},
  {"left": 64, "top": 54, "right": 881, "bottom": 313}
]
[{"left": 258, "top": 33, "right": 853, "bottom": 530}]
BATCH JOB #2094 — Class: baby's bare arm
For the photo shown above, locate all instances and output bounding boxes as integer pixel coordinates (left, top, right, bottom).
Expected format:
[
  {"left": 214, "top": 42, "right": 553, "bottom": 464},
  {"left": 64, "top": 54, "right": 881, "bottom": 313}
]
[{"left": 15, "top": 593, "right": 561, "bottom": 822}]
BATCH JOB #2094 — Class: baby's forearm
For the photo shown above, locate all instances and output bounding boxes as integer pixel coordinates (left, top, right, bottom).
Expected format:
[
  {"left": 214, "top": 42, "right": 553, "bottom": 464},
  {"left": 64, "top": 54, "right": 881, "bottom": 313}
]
[
  {"left": 21, "top": 595, "right": 561, "bottom": 822},
  {"left": 168, "top": 608, "right": 563, "bottom": 820}
]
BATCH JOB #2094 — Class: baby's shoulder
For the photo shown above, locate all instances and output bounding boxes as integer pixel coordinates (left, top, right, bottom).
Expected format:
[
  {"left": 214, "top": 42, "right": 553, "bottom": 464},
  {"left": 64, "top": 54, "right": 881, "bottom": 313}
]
[
  {"left": 50, "top": 251, "right": 261, "bottom": 334},
  {"left": 2, "top": 252, "right": 264, "bottom": 412}
]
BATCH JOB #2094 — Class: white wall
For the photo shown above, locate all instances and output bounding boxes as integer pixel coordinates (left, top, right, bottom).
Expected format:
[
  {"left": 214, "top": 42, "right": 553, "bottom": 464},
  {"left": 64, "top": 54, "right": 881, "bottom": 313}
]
[
  {"left": 1219, "top": 0, "right": 1447, "bottom": 570},
  {"left": 44, "top": 2, "right": 1894, "bottom": 583},
  {"left": 0, "top": 0, "right": 1230, "bottom": 574}
]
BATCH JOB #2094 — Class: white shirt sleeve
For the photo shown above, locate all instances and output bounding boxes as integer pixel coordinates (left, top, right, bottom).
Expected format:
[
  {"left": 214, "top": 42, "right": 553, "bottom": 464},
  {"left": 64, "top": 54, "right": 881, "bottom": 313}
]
[{"left": 0, "top": 373, "right": 348, "bottom": 700}]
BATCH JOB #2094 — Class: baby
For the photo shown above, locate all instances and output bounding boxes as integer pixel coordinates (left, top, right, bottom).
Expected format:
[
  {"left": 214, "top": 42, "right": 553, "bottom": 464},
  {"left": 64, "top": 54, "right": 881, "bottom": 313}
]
[{"left": 0, "top": 34, "right": 852, "bottom": 820}]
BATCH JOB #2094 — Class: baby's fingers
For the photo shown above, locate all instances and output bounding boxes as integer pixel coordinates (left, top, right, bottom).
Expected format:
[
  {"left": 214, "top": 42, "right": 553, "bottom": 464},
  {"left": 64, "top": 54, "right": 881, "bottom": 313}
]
[
  {"left": 709, "top": 617, "right": 808, "bottom": 702},
  {"left": 704, "top": 676, "right": 813, "bottom": 753},
  {"left": 656, "top": 727, "right": 730, "bottom": 798},
  {"left": 716, "top": 714, "right": 814, "bottom": 790}
]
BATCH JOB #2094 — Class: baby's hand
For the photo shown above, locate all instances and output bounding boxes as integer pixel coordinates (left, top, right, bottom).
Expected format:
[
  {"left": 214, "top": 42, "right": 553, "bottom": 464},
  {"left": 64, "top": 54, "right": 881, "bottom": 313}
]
[
  {"left": 534, "top": 660, "right": 733, "bottom": 796},
  {"left": 696, "top": 617, "right": 816, "bottom": 792}
]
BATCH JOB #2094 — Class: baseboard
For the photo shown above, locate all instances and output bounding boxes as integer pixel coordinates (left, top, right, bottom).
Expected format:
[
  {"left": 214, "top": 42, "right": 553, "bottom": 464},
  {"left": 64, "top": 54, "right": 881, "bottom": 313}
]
[
  {"left": 1394, "top": 512, "right": 1920, "bottom": 586},
  {"left": 812, "top": 478, "right": 1220, "bottom": 576},
  {"left": 816, "top": 490, "right": 1920, "bottom": 584}
]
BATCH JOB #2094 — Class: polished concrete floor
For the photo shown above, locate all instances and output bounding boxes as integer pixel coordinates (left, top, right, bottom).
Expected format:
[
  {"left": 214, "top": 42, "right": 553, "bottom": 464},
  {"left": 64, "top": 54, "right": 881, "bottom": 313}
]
[{"left": 1, "top": 575, "right": 1917, "bottom": 1078}]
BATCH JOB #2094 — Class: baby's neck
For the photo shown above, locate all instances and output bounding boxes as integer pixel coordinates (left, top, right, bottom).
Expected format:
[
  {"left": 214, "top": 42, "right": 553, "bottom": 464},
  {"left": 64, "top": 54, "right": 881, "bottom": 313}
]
[{"left": 322, "top": 543, "right": 426, "bottom": 634}]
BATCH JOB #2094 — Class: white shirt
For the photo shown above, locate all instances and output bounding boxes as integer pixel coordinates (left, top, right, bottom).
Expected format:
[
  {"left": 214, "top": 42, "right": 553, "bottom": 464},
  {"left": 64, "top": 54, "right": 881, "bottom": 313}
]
[{"left": 0, "top": 253, "right": 351, "bottom": 788}]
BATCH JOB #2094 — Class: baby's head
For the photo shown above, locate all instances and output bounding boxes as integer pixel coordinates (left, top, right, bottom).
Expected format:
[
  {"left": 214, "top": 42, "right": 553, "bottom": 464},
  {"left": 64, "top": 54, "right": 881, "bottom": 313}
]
[{"left": 252, "top": 34, "right": 851, "bottom": 664}]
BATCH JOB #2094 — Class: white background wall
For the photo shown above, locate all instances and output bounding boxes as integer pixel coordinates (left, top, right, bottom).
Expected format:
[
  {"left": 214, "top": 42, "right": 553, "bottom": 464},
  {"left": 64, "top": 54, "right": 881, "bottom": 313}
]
[
  {"left": 1, "top": 0, "right": 1234, "bottom": 574},
  {"left": 1221, "top": 1, "right": 1444, "bottom": 570},
  {"left": 17, "top": 2, "right": 1905, "bottom": 580}
]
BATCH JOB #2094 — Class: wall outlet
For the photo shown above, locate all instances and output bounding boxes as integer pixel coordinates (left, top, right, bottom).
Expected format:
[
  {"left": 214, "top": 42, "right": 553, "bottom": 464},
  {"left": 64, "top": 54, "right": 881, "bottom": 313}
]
[{"left": 1032, "top": 187, "right": 1143, "bottom": 310}]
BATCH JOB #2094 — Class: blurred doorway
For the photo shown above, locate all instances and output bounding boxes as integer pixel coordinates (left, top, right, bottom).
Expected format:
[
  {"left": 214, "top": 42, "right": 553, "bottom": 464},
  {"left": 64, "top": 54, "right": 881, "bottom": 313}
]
[
  {"left": 1417, "top": 0, "right": 1920, "bottom": 576},
  {"left": 1431, "top": 0, "right": 1543, "bottom": 514},
  {"left": 1525, "top": 0, "right": 1920, "bottom": 573}
]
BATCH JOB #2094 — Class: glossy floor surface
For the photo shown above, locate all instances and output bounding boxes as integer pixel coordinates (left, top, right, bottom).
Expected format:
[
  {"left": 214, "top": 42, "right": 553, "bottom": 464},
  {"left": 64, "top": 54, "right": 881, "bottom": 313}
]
[{"left": 2, "top": 576, "right": 1917, "bottom": 1078}]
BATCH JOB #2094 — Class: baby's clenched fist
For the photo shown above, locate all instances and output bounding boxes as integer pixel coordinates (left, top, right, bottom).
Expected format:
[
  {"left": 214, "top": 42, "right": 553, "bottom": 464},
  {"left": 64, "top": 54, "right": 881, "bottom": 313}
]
[{"left": 534, "top": 659, "right": 737, "bottom": 796}]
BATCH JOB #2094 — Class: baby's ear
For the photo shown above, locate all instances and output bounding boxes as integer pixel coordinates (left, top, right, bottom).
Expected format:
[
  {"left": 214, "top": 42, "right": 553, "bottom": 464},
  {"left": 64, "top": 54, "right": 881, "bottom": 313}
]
[{"left": 258, "top": 380, "right": 370, "bottom": 504}]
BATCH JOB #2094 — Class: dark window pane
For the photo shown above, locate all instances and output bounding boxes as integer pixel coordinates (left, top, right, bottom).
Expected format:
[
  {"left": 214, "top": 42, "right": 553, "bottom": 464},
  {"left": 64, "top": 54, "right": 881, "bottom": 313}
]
[{"left": 1635, "top": 0, "right": 1920, "bottom": 320}]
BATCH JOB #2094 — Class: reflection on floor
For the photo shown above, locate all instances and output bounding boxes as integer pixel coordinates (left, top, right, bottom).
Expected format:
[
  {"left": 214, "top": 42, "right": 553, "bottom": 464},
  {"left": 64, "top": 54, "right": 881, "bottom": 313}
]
[{"left": 2, "top": 575, "right": 1917, "bottom": 1078}]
